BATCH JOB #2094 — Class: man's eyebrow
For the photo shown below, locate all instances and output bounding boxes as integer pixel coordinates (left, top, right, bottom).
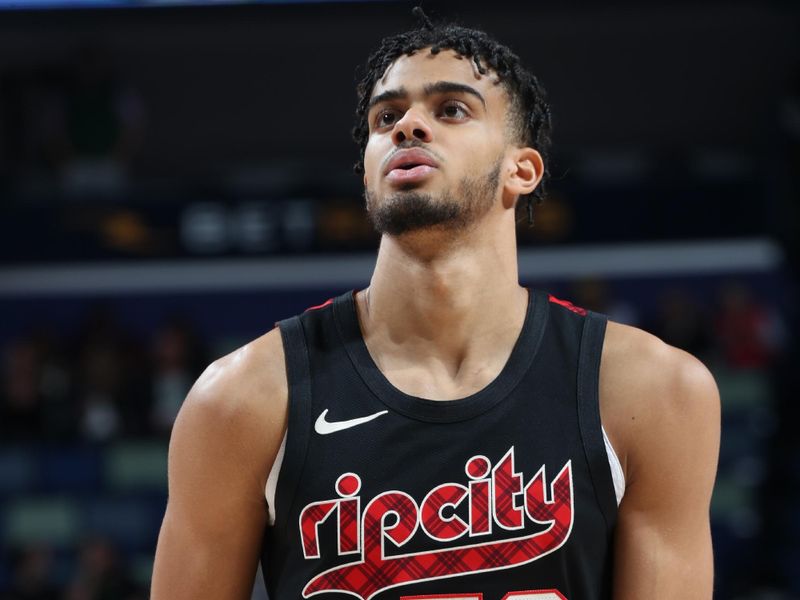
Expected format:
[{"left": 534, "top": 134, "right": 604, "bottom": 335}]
[
  {"left": 367, "top": 87, "right": 408, "bottom": 113},
  {"left": 423, "top": 81, "right": 486, "bottom": 109},
  {"left": 367, "top": 81, "right": 487, "bottom": 113}
]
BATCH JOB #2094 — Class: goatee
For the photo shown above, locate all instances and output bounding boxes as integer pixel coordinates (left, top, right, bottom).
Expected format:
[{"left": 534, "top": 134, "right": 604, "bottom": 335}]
[{"left": 365, "top": 157, "right": 502, "bottom": 237}]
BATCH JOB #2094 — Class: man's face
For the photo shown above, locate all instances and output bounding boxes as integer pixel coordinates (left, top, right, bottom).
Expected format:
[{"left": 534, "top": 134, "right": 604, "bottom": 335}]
[{"left": 363, "top": 48, "right": 514, "bottom": 236}]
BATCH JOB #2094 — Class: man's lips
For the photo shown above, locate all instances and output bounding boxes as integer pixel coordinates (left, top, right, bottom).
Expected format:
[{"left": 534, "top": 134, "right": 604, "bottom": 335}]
[
  {"left": 385, "top": 164, "right": 437, "bottom": 184},
  {"left": 383, "top": 148, "right": 439, "bottom": 176}
]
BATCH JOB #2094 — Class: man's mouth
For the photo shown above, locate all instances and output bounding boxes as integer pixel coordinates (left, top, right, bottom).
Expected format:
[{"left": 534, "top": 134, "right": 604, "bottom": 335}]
[
  {"left": 383, "top": 148, "right": 439, "bottom": 176},
  {"left": 383, "top": 148, "right": 439, "bottom": 184},
  {"left": 385, "top": 164, "right": 437, "bottom": 184}
]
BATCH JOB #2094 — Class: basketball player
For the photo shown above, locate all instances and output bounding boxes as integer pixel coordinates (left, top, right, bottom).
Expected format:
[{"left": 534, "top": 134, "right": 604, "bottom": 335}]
[{"left": 151, "top": 11, "right": 720, "bottom": 600}]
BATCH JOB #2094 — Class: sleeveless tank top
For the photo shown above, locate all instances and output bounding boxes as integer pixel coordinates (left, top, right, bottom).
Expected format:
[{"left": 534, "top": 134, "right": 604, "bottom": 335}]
[{"left": 260, "top": 288, "right": 618, "bottom": 600}]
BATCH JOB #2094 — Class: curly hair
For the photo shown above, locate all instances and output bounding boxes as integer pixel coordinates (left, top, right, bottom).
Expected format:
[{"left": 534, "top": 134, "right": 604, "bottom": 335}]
[{"left": 352, "top": 7, "right": 552, "bottom": 226}]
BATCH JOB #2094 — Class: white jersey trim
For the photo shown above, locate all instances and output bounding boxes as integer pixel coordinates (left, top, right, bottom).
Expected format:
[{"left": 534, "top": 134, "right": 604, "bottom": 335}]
[
  {"left": 602, "top": 426, "right": 625, "bottom": 506},
  {"left": 266, "top": 431, "right": 287, "bottom": 526}
]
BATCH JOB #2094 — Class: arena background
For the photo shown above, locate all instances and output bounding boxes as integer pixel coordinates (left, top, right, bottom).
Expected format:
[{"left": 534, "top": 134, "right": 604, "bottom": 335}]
[{"left": 0, "top": 0, "right": 798, "bottom": 598}]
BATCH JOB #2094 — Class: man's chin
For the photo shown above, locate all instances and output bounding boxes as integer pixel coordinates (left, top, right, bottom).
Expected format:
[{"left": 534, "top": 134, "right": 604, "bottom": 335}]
[
  {"left": 378, "top": 220, "right": 453, "bottom": 237},
  {"left": 369, "top": 204, "right": 464, "bottom": 237},
  {"left": 395, "top": 181, "right": 426, "bottom": 193}
]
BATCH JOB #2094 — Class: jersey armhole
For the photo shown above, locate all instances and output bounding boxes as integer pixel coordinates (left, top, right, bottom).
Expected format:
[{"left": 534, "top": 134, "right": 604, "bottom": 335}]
[
  {"left": 601, "top": 426, "right": 625, "bottom": 506},
  {"left": 265, "top": 431, "right": 287, "bottom": 526},
  {"left": 577, "top": 311, "right": 620, "bottom": 533},
  {"left": 270, "top": 315, "right": 314, "bottom": 536}
]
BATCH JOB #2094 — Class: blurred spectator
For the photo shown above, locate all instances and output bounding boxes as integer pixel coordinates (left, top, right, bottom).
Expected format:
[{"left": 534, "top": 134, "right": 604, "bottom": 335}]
[
  {"left": 64, "top": 537, "right": 142, "bottom": 600},
  {"left": 650, "top": 287, "right": 712, "bottom": 361},
  {"left": 1, "top": 338, "right": 42, "bottom": 439},
  {"left": 0, "top": 65, "right": 60, "bottom": 184},
  {"left": 2, "top": 544, "right": 59, "bottom": 600},
  {"left": 0, "top": 305, "right": 210, "bottom": 443},
  {"left": 714, "top": 281, "right": 785, "bottom": 370},
  {"left": 1, "top": 330, "right": 75, "bottom": 441},
  {"left": 73, "top": 306, "right": 149, "bottom": 441},
  {"left": 78, "top": 343, "right": 123, "bottom": 441},
  {"left": 39, "top": 43, "right": 146, "bottom": 195},
  {"left": 150, "top": 317, "right": 207, "bottom": 436},
  {"left": 38, "top": 337, "right": 77, "bottom": 441}
]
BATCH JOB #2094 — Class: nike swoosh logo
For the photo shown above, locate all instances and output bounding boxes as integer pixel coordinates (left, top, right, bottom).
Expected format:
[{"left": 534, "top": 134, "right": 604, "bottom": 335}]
[{"left": 314, "top": 409, "right": 388, "bottom": 435}]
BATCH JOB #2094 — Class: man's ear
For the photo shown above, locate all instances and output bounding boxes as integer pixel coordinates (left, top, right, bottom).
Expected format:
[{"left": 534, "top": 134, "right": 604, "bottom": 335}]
[{"left": 504, "top": 147, "right": 543, "bottom": 202}]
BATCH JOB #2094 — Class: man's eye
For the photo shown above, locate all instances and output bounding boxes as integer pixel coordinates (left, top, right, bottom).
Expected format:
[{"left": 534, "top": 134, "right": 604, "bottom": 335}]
[
  {"left": 376, "top": 110, "right": 399, "bottom": 128},
  {"left": 441, "top": 102, "right": 468, "bottom": 119}
]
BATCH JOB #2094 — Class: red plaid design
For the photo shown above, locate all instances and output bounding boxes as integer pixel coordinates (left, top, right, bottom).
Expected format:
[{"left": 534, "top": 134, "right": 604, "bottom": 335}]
[
  {"left": 493, "top": 449, "right": 524, "bottom": 529},
  {"left": 525, "top": 463, "right": 572, "bottom": 538},
  {"left": 466, "top": 456, "right": 490, "bottom": 479},
  {"left": 303, "top": 463, "right": 573, "bottom": 600},
  {"left": 337, "top": 473, "right": 361, "bottom": 496},
  {"left": 469, "top": 480, "right": 491, "bottom": 535},
  {"left": 300, "top": 500, "right": 337, "bottom": 559},
  {"left": 421, "top": 484, "right": 469, "bottom": 541},
  {"left": 338, "top": 499, "right": 360, "bottom": 554}
]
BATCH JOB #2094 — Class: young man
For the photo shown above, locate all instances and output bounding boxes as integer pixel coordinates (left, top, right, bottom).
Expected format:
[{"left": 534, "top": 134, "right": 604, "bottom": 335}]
[{"left": 151, "top": 12, "right": 720, "bottom": 600}]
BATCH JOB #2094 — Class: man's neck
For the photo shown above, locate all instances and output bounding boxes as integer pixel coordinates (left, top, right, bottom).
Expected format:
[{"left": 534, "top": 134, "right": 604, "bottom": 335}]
[{"left": 354, "top": 224, "right": 528, "bottom": 393}]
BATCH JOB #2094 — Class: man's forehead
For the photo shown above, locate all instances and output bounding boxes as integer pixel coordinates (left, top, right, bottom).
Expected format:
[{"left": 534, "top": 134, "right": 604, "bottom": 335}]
[{"left": 371, "top": 48, "right": 500, "bottom": 100}]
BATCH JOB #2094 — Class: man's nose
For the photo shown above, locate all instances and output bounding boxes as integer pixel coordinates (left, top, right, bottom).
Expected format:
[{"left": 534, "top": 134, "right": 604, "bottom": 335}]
[{"left": 392, "top": 107, "right": 433, "bottom": 145}]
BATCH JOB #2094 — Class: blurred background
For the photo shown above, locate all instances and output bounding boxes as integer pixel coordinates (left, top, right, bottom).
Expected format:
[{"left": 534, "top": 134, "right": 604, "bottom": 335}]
[{"left": 0, "top": 0, "right": 798, "bottom": 598}]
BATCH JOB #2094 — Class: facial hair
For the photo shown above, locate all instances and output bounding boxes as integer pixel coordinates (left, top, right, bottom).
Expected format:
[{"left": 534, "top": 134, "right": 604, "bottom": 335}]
[{"left": 364, "top": 156, "right": 503, "bottom": 237}]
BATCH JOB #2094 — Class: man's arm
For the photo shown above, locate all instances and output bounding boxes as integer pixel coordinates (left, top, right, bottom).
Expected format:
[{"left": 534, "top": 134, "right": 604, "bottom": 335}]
[
  {"left": 601, "top": 323, "right": 721, "bottom": 600},
  {"left": 150, "top": 327, "right": 288, "bottom": 600}
]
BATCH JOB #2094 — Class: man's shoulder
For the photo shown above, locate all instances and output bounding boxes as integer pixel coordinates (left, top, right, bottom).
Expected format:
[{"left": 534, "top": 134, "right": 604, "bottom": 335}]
[
  {"left": 599, "top": 321, "right": 720, "bottom": 480},
  {"left": 601, "top": 320, "right": 717, "bottom": 406},
  {"left": 177, "top": 326, "right": 288, "bottom": 446},
  {"left": 157, "top": 326, "right": 288, "bottom": 578}
]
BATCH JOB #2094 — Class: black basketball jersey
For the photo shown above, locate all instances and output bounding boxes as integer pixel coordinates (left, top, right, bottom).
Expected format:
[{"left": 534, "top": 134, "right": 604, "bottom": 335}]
[{"left": 260, "top": 288, "right": 618, "bottom": 600}]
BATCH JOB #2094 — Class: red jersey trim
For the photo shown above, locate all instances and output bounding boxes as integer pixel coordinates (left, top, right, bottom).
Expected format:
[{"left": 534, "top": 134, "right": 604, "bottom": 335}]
[
  {"left": 547, "top": 294, "right": 587, "bottom": 316},
  {"left": 305, "top": 298, "right": 334, "bottom": 312}
]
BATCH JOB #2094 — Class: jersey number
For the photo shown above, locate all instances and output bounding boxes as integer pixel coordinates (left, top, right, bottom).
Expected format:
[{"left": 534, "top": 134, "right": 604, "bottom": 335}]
[{"left": 402, "top": 590, "right": 566, "bottom": 600}]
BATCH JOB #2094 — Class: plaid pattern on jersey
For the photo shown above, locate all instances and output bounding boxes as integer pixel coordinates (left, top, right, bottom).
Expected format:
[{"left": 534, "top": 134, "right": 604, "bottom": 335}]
[
  {"left": 493, "top": 450, "right": 525, "bottom": 529},
  {"left": 469, "top": 481, "right": 491, "bottom": 535},
  {"left": 421, "top": 484, "right": 469, "bottom": 540},
  {"left": 339, "top": 499, "right": 360, "bottom": 554},
  {"left": 302, "top": 462, "right": 573, "bottom": 600},
  {"left": 300, "top": 500, "right": 337, "bottom": 559}
]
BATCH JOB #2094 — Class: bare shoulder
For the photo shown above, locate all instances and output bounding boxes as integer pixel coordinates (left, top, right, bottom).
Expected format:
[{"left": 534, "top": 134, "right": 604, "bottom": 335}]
[
  {"left": 152, "top": 326, "right": 289, "bottom": 599},
  {"left": 600, "top": 325, "right": 720, "bottom": 598},
  {"left": 171, "top": 325, "right": 288, "bottom": 498},
  {"left": 599, "top": 320, "right": 720, "bottom": 486},
  {"left": 185, "top": 325, "right": 287, "bottom": 427}
]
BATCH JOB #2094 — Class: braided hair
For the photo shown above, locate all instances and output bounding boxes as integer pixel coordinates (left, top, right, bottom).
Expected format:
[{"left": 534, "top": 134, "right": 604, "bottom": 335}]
[{"left": 352, "top": 7, "right": 552, "bottom": 226}]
